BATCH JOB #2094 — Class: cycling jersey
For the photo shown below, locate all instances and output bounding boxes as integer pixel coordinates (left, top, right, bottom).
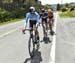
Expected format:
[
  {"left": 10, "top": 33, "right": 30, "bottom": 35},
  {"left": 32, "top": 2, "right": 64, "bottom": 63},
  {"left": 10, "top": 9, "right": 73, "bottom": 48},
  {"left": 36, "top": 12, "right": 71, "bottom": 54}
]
[
  {"left": 25, "top": 12, "right": 40, "bottom": 27},
  {"left": 40, "top": 12, "right": 48, "bottom": 19},
  {"left": 48, "top": 10, "right": 53, "bottom": 18},
  {"left": 40, "top": 11, "right": 48, "bottom": 24}
]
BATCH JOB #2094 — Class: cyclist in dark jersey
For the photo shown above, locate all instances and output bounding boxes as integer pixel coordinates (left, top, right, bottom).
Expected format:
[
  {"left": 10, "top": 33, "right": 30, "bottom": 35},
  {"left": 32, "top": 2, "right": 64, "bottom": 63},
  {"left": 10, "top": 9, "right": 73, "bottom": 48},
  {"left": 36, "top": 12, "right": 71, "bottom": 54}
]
[{"left": 40, "top": 9, "right": 48, "bottom": 38}]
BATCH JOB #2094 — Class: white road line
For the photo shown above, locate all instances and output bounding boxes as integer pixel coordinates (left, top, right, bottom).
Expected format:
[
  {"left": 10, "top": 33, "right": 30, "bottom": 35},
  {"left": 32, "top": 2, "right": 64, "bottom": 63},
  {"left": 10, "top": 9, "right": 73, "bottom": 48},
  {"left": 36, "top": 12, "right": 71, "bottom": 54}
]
[
  {"left": 0, "top": 26, "right": 22, "bottom": 38},
  {"left": 0, "top": 29, "right": 17, "bottom": 38},
  {"left": 48, "top": 12, "right": 58, "bottom": 63}
]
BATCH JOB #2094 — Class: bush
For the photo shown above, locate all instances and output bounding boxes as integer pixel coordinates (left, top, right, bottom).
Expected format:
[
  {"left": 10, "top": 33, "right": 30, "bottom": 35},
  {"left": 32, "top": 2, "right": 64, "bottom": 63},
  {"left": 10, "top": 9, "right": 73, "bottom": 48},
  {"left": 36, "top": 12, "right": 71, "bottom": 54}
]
[
  {"left": 0, "top": 9, "right": 10, "bottom": 22},
  {"left": 70, "top": 7, "right": 74, "bottom": 11},
  {"left": 60, "top": 10, "right": 75, "bottom": 17},
  {"left": 14, "top": 8, "right": 26, "bottom": 18},
  {"left": 61, "top": 8, "right": 67, "bottom": 12},
  {"left": 0, "top": 8, "right": 26, "bottom": 22}
]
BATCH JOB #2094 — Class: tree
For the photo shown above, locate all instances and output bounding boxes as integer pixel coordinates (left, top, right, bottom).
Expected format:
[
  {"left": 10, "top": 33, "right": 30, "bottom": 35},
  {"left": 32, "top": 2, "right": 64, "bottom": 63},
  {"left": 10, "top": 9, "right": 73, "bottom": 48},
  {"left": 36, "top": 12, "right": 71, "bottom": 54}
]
[
  {"left": 35, "top": 0, "right": 38, "bottom": 2},
  {"left": 0, "top": 0, "right": 12, "bottom": 3},
  {"left": 44, "top": 4, "right": 51, "bottom": 9},
  {"left": 57, "top": 3, "right": 61, "bottom": 10},
  {"left": 65, "top": 3, "right": 69, "bottom": 8}
]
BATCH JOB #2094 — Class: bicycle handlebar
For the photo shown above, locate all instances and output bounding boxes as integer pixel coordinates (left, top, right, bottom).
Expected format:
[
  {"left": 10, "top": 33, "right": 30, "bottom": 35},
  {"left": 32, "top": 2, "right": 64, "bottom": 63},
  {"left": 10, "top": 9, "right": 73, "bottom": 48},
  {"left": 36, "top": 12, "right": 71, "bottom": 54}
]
[{"left": 22, "top": 28, "right": 32, "bottom": 34}]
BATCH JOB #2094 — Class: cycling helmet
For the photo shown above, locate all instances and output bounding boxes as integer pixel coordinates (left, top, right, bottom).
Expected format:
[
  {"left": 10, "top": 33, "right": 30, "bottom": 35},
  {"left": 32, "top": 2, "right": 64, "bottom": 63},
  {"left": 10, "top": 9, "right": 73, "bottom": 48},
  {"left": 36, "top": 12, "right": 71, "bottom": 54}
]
[
  {"left": 29, "top": 6, "right": 35, "bottom": 13},
  {"left": 45, "top": 10, "right": 47, "bottom": 12},
  {"left": 48, "top": 9, "right": 52, "bottom": 12},
  {"left": 41, "top": 8, "right": 45, "bottom": 12}
]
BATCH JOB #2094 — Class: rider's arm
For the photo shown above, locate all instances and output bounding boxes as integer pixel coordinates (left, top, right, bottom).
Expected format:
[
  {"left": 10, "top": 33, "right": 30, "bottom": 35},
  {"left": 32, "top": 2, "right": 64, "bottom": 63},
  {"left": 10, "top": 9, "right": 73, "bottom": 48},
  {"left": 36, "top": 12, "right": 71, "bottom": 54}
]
[
  {"left": 35, "top": 12, "right": 40, "bottom": 27},
  {"left": 22, "top": 13, "right": 29, "bottom": 32},
  {"left": 45, "top": 12, "right": 48, "bottom": 18},
  {"left": 24, "top": 13, "right": 29, "bottom": 27},
  {"left": 40, "top": 13, "right": 42, "bottom": 18}
]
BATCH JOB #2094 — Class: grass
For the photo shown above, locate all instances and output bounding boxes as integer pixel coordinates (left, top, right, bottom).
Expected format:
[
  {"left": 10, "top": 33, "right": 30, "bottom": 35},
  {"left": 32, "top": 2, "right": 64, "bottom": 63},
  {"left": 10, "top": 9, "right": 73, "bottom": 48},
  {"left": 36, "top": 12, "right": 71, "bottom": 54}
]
[
  {"left": 59, "top": 10, "right": 75, "bottom": 18},
  {"left": 0, "top": 18, "right": 24, "bottom": 26}
]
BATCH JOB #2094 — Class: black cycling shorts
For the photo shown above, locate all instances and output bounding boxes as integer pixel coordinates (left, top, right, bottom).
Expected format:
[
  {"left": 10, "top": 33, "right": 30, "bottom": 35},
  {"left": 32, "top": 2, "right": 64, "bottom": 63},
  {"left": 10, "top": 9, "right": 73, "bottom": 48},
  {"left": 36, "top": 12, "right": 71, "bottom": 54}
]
[
  {"left": 42, "top": 18, "right": 47, "bottom": 24},
  {"left": 48, "top": 16, "right": 53, "bottom": 19},
  {"left": 29, "top": 20, "right": 37, "bottom": 29}
]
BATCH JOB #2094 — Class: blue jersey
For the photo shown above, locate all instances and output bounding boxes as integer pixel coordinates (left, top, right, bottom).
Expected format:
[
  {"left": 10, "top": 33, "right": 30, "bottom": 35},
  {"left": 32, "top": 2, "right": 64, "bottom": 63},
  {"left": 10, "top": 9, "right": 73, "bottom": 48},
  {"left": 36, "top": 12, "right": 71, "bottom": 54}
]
[{"left": 25, "top": 12, "right": 40, "bottom": 27}]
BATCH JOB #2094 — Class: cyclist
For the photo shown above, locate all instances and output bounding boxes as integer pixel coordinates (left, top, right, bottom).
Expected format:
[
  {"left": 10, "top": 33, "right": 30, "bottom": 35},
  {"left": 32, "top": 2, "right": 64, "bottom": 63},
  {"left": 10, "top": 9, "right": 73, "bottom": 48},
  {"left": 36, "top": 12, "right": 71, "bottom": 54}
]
[
  {"left": 40, "top": 9, "right": 48, "bottom": 39},
  {"left": 22, "top": 6, "right": 40, "bottom": 43},
  {"left": 48, "top": 8, "right": 55, "bottom": 35}
]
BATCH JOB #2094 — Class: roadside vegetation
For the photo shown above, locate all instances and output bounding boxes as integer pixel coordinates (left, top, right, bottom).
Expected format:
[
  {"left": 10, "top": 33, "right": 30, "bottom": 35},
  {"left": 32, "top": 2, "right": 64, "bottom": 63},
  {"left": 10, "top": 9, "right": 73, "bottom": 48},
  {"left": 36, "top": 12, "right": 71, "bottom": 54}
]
[
  {"left": 0, "top": 8, "right": 26, "bottom": 26},
  {"left": 0, "top": 8, "right": 25, "bottom": 22},
  {"left": 0, "top": 0, "right": 42, "bottom": 25},
  {"left": 60, "top": 8, "right": 75, "bottom": 18},
  {"left": 57, "top": 2, "right": 75, "bottom": 18}
]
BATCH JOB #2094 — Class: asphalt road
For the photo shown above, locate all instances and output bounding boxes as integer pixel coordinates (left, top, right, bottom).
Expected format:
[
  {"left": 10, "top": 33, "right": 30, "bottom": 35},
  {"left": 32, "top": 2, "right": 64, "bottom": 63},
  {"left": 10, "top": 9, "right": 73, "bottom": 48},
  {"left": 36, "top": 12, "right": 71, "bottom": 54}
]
[
  {"left": 0, "top": 20, "right": 24, "bottom": 35},
  {"left": 0, "top": 26, "right": 52, "bottom": 63},
  {"left": 56, "top": 17, "right": 75, "bottom": 63},
  {"left": 0, "top": 12, "right": 75, "bottom": 63},
  {"left": 0, "top": 15, "right": 55, "bottom": 63}
]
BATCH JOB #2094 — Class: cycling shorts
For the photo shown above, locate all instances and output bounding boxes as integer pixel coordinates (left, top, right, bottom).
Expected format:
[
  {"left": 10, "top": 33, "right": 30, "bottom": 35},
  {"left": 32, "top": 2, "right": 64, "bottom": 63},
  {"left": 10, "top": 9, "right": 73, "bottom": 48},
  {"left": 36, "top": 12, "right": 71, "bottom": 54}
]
[
  {"left": 42, "top": 18, "right": 47, "bottom": 24},
  {"left": 29, "top": 20, "right": 37, "bottom": 29},
  {"left": 48, "top": 16, "right": 53, "bottom": 19}
]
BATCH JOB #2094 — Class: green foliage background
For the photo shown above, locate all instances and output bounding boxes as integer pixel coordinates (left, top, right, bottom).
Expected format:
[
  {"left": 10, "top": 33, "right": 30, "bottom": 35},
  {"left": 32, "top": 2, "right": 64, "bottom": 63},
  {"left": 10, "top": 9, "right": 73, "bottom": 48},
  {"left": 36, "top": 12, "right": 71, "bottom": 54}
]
[{"left": 0, "top": 0, "right": 42, "bottom": 22}]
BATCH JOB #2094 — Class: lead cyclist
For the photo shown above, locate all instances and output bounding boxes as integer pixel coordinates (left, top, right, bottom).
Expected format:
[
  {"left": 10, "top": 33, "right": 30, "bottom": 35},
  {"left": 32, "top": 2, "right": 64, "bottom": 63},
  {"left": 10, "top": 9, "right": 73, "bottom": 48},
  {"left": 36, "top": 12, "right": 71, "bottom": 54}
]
[{"left": 22, "top": 6, "right": 40, "bottom": 43}]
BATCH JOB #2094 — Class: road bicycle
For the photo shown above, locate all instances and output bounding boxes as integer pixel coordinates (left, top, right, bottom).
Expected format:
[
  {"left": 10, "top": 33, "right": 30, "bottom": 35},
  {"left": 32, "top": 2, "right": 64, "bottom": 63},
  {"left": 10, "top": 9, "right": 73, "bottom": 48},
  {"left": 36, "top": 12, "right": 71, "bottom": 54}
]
[
  {"left": 23, "top": 27, "right": 40, "bottom": 58},
  {"left": 42, "top": 18, "right": 51, "bottom": 43}
]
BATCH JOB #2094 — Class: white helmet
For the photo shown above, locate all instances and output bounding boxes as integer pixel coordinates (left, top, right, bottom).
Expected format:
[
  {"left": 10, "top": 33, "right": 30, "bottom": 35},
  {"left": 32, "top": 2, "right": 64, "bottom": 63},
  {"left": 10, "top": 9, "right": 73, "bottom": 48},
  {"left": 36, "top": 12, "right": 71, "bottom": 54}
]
[{"left": 29, "top": 6, "right": 35, "bottom": 13}]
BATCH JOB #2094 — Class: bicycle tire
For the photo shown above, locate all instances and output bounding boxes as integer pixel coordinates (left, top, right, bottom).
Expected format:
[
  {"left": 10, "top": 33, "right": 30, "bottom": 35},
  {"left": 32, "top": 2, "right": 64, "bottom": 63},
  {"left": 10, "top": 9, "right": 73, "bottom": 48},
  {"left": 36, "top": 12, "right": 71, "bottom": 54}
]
[{"left": 28, "top": 37, "right": 34, "bottom": 58}]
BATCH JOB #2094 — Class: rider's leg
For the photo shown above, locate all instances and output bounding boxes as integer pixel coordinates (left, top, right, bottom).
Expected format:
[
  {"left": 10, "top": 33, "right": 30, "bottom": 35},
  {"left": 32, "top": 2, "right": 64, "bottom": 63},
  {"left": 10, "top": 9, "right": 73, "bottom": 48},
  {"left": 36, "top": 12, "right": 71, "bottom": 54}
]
[
  {"left": 35, "top": 28, "right": 39, "bottom": 40},
  {"left": 41, "top": 19, "right": 45, "bottom": 36},
  {"left": 49, "top": 19, "right": 53, "bottom": 31},
  {"left": 45, "top": 19, "right": 48, "bottom": 31},
  {"left": 29, "top": 20, "right": 33, "bottom": 38},
  {"left": 32, "top": 20, "right": 39, "bottom": 41},
  {"left": 52, "top": 18, "right": 54, "bottom": 27},
  {"left": 45, "top": 19, "right": 48, "bottom": 37},
  {"left": 30, "top": 29, "right": 33, "bottom": 38},
  {"left": 49, "top": 18, "right": 55, "bottom": 35}
]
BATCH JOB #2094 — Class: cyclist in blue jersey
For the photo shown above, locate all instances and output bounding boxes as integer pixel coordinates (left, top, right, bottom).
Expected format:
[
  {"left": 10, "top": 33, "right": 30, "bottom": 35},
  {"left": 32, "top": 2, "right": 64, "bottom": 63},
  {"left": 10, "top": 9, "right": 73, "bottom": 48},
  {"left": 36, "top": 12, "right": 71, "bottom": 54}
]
[{"left": 22, "top": 6, "right": 40, "bottom": 43}]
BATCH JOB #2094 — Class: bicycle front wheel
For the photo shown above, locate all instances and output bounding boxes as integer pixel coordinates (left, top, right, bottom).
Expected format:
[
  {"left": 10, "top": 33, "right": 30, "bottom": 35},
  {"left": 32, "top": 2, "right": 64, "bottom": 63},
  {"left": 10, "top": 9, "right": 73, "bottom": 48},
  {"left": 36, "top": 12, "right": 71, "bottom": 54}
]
[{"left": 28, "top": 37, "right": 34, "bottom": 58}]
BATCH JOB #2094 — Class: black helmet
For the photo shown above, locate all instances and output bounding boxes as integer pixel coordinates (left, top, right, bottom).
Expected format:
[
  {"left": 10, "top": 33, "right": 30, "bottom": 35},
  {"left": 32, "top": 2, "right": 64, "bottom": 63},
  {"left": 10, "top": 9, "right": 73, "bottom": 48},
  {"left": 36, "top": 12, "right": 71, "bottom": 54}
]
[
  {"left": 29, "top": 6, "right": 35, "bottom": 13},
  {"left": 41, "top": 8, "right": 45, "bottom": 12}
]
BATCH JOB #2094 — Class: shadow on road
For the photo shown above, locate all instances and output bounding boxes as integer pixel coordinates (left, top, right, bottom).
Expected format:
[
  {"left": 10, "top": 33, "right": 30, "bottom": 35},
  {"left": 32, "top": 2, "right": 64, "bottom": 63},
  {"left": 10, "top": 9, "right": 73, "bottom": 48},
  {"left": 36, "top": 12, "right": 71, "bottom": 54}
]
[
  {"left": 40, "top": 36, "right": 52, "bottom": 44},
  {"left": 24, "top": 49, "right": 42, "bottom": 63}
]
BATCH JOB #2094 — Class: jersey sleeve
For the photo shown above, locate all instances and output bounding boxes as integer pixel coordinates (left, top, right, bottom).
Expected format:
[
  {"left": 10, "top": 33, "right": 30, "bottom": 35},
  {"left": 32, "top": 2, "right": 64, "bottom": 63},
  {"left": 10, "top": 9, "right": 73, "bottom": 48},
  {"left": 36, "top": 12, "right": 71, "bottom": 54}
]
[
  {"left": 35, "top": 12, "right": 40, "bottom": 27},
  {"left": 24, "top": 13, "right": 29, "bottom": 27}
]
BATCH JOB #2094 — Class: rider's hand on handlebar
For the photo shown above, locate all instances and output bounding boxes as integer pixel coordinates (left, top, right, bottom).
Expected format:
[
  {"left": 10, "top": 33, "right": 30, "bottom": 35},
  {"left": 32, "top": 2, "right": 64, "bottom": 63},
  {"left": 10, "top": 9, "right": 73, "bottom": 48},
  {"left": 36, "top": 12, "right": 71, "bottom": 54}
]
[{"left": 22, "top": 26, "right": 26, "bottom": 34}]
